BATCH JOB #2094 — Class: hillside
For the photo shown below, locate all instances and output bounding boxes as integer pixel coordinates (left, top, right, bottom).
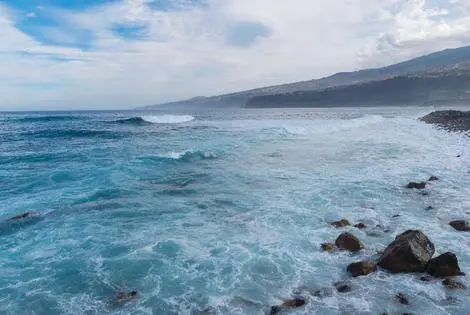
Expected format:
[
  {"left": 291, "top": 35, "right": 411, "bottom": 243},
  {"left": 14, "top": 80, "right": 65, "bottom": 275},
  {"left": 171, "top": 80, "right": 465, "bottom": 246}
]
[{"left": 140, "top": 45, "right": 470, "bottom": 109}]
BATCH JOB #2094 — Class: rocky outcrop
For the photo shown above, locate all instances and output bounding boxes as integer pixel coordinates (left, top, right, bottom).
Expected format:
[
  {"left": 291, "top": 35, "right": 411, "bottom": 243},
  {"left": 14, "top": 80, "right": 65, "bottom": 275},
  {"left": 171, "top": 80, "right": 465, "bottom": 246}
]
[
  {"left": 347, "top": 261, "right": 377, "bottom": 277},
  {"left": 428, "top": 176, "right": 439, "bottom": 181},
  {"left": 334, "top": 281, "right": 353, "bottom": 293},
  {"left": 270, "top": 298, "right": 306, "bottom": 314},
  {"left": 335, "top": 232, "right": 364, "bottom": 252},
  {"left": 395, "top": 292, "right": 409, "bottom": 305},
  {"left": 449, "top": 220, "right": 470, "bottom": 231},
  {"left": 420, "top": 110, "right": 470, "bottom": 132},
  {"left": 321, "top": 243, "right": 336, "bottom": 252},
  {"left": 378, "top": 230, "right": 435, "bottom": 273},
  {"left": 407, "top": 182, "right": 427, "bottom": 189},
  {"left": 442, "top": 279, "right": 466, "bottom": 290},
  {"left": 8, "top": 212, "right": 31, "bottom": 221},
  {"left": 354, "top": 223, "right": 366, "bottom": 229},
  {"left": 331, "top": 219, "right": 351, "bottom": 228},
  {"left": 426, "top": 252, "right": 464, "bottom": 277}
]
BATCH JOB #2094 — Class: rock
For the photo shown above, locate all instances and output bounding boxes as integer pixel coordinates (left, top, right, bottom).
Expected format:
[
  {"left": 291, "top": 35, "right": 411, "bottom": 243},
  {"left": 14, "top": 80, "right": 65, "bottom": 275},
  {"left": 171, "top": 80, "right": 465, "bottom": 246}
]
[
  {"left": 420, "top": 110, "right": 470, "bottom": 132},
  {"left": 331, "top": 219, "right": 351, "bottom": 228},
  {"left": 392, "top": 214, "right": 401, "bottom": 218},
  {"left": 407, "top": 182, "right": 427, "bottom": 189},
  {"left": 442, "top": 279, "right": 466, "bottom": 290},
  {"left": 321, "top": 243, "right": 336, "bottom": 252},
  {"left": 378, "top": 230, "right": 435, "bottom": 273},
  {"left": 9, "top": 212, "right": 31, "bottom": 221},
  {"left": 111, "top": 291, "right": 138, "bottom": 305},
  {"left": 426, "top": 252, "right": 464, "bottom": 277},
  {"left": 395, "top": 292, "right": 409, "bottom": 305},
  {"left": 354, "top": 223, "right": 366, "bottom": 229},
  {"left": 335, "top": 232, "right": 364, "bottom": 252},
  {"left": 270, "top": 299, "right": 306, "bottom": 314},
  {"left": 334, "top": 281, "right": 353, "bottom": 293},
  {"left": 428, "top": 176, "right": 439, "bottom": 181},
  {"left": 449, "top": 220, "right": 470, "bottom": 232},
  {"left": 425, "top": 206, "right": 434, "bottom": 211},
  {"left": 347, "top": 261, "right": 377, "bottom": 277},
  {"left": 420, "top": 275, "right": 433, "bottom": 282}
]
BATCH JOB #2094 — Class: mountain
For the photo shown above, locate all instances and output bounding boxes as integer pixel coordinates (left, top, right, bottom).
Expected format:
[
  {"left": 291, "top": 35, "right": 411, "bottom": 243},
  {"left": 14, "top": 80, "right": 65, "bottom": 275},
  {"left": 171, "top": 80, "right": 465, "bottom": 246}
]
[{"left": 140, "top": 45, "right": 470, "bottom": 109}]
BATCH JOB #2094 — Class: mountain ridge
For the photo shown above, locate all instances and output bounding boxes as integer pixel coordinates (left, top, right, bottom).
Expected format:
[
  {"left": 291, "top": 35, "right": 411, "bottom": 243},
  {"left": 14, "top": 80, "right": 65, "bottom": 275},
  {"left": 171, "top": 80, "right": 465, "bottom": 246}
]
[{"left": 139, "top": 45, "right": 470, "bottom": 109}]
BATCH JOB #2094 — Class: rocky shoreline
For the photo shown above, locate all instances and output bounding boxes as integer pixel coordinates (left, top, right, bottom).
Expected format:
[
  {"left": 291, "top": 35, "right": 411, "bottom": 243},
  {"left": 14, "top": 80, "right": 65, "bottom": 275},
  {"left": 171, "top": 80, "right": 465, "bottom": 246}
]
[{"left": 420, "top": 110, "right": 470, "bottom": 133}]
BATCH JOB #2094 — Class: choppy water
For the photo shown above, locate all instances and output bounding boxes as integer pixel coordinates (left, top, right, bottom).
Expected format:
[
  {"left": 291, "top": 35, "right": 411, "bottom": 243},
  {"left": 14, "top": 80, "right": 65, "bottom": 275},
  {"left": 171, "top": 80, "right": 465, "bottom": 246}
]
[{"left": 1, "top": 107, "right": 470, "bottom": 315}]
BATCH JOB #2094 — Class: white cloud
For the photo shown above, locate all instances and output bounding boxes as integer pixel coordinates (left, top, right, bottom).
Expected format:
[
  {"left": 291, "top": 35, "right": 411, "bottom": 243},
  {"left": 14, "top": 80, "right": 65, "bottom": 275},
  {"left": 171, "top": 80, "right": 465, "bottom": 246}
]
[{"left": 0, "top": 0, "right": 470, "bottom": 110}]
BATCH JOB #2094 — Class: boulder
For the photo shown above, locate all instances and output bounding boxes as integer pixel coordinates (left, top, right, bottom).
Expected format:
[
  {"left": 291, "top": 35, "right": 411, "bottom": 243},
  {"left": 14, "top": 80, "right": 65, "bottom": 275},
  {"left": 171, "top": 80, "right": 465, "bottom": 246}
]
[
  {"left": 354, "top": 223, "right": 366, "bottom": 229},
  {"left": 442, "top": 279, "right": 466, "bottom": 290},
  {"left": 378, "top": 230, "right": 435, "bottom": 273},
  {"left": 426, "top": 252, "right": 464, "bottom": 277},
  {"left": 425, "top": 206, "right": 434, "bottom": 211},
  {"left": 331, "top": 219, "right": 351, "bottom": 228},
  {"left": 419, "top": 275, "right": 432, "bottom": 282},
  {"left": 395, "top": 293, "right": 409, "bottom": 305},
  {"left": 449, "top": 220, "right": 470, "bottom": 232},
  {"left": 407, "top": 182, "right": 427, "bottom": 189},
  {"left": 270, "top": 298, "right": 306, "bottom": 314},
  {"left": 8, "top": 212, "right": 31, "bottom": 221},
  {"left": 347, "top": 261, "right": 377, "bottom": 277},
  {"left": 334, "top": 281, "right": 353, "bottom": 293},
  {"left": 321, "top": 243, "right": 336, "bottom": 252},
  {"left": 335, "top": 232, "right": 364, "bottom": 252},
  {"left": 111, "top": 291, "right": 138, "bottom": 306},
  {"left": 428, "top": 176, "right": 439, "bottom": 181}
]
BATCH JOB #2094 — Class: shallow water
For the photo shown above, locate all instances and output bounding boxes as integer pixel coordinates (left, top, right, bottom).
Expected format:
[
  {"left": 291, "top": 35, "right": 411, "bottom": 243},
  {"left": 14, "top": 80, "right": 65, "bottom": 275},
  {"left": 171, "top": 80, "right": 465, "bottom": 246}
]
[{"left": 1, "top": 107, "right": 470, "bottom": 315}]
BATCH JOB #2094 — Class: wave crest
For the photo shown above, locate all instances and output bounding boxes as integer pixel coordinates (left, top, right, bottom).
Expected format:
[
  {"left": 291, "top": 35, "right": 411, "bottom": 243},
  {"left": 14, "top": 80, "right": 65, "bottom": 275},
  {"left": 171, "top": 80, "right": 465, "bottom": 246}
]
[
  {"left": 141, "top": 115, "right": 194, "bottom": 124},
  {"left": 284, "top": 115, "right": 385, "bottom": 135}
]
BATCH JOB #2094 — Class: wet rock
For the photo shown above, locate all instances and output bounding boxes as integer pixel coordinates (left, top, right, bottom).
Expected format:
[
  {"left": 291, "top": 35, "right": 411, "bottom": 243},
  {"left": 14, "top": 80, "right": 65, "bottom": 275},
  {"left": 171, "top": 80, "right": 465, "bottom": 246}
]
[
  {"left": 354, "top": 223, "right": 366, "bottom": 229},
  {"left": 321, "top": 243, "right": 336, "bottom": 252},
  {"left": 378, "top": 230, "right": 435, "bottom": 273},
  {"left": 8, "top": 212, "right": 31, "bottom": 221},
  {"left": 331, "top": 219, "right": 351, "bottom": 228},
  {"left": 425, "top": 206, "right": 434, "bottom": 211},
  {"left": 407, "top": 182, "right": 426, "bottom": 189},
  {"left": 392, "top": 214, "right": 401, "bottom": 218},
  {"left": 420, "top": 110, "right": 470, "bottom": 132},
  {"left": 335, "top": 232, "right": 364, "bottom": 252},
  {"left": 347, "top": 261, "right": 377, "bottom": 278},
  {"left": 428, "top": 176, "right": 439, "bottom": 181},
  {"left": 293, "top": 286, "right": 333, "bottom": 298},
  {"left": 426, "top": 252, "right": 464, "bottom": 277},
  {"left": 420, "top": 275, "right": 433, "bottom": 282},
  {"left": 111, "top": 291, "right": 138, "bottom": 305},
  {"left": 334, "top": 281, "right": 353, "bottom": 293},
  {"left": 442, "top": 279, "right": 466, "bottom": 290},
  {"left": 449, "top": 220, "right": 470, "bottom": 232},
  {"left": 395, "top": 292, "right": 409, "bottom": 305},
  {"left": 270, "top": 298, "right": 306, "bottom": 314}
]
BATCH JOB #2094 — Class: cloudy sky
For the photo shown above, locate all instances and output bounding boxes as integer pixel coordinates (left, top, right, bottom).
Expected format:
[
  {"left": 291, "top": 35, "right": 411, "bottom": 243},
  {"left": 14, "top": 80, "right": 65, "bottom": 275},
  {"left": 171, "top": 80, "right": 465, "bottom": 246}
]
[{"left": 1, "top": 0, "right": 470, "bottom": 110}]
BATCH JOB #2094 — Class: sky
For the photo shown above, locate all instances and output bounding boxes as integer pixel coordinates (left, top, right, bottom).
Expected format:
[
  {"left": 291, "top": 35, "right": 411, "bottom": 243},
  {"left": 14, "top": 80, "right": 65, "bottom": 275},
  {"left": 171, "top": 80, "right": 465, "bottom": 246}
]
[{"left": 1, "top": 0, "right": 470, "bottom": 110}]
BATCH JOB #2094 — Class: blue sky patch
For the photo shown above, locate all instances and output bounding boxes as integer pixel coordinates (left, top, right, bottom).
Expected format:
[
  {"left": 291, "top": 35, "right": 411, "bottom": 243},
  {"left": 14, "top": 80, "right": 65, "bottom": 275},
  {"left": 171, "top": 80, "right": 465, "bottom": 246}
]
[{"left": 225, "top": 21, "right": 270, "bottom": 47}]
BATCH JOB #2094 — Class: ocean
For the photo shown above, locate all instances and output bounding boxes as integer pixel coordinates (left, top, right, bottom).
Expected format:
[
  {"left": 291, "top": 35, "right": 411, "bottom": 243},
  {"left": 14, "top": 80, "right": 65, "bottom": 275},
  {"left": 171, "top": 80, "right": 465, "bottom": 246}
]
[{"left": 0, "top": 107, "right": 469, "bottom": 315}]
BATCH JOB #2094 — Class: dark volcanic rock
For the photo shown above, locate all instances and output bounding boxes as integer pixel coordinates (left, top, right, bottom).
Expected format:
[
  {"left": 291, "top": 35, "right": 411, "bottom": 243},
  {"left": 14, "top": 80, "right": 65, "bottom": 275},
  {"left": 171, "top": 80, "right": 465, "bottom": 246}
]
[
  {"left": 442, "top": 279, "right": 466, "bottom": 290},
  {"left": 425, "top": 206, "right": 434, "bottom": 211},
  {"left": 347, "top": 261, "right": 377, "bottom": 277},
  {"left": 334, "top": 281, "right": 353, "bottom": 293},
  {"left": 270, "top": 298, "right": 306, "bottom": 314},
  {"left": 420, "top": 275, "right": 433, "bottom": 282},
  {"left": 321, "top": 243, "right": 336, "bottom": 252},
  {"left": 335, "top": 232, "right": 364, "bottom": 252},
  {"left": 449, "top": 220, "right": 470, "bottom": 231},
  {"left": 111, "top": 291, "right": 138, "bottom": 306},
  {"left": 354, "top": 223, "right": 366, "bottom": 229},
  {"left": 8, "top": 212, "right": 31, "bottom": 221},
  {"left": 407, "top": 182, "right": 427, "bottom": 189},
  {"left": 395, "top": 292, "right": 409, "bottom": 305},
  {"left": 420, "top": 110, "right": 470, "bottom": 132},
  {"left": 331, "top": 219, "right": 351, "bottom": 228},
  {"left": 378, "top": 230, "right": 435, "bottom": 273},
  {"left": 428, "top": 176, "right": 439, "bottom": 181},
  {"left": 426, "top": 252, "right": 464, "bottom": 277}
]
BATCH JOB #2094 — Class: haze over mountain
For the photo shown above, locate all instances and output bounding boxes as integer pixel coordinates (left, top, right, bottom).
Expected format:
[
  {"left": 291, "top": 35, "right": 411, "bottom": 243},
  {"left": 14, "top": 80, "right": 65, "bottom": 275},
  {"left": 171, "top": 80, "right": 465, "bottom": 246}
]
[{"left": 141, "top": 45, "right": 470, "bottom": 109}]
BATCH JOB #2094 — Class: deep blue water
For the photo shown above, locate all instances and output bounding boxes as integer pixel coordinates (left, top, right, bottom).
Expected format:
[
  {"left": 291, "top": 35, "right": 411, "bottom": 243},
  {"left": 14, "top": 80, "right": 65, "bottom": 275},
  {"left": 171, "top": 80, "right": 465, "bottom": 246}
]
[{"left": 1, "top": 107, "right": 470, "bottom": 315}]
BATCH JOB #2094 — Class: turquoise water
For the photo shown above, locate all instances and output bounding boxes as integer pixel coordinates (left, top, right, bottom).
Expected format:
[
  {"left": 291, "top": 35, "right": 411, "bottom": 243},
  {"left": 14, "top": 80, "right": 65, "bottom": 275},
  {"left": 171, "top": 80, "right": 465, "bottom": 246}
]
[{"left": 1, "top": 108, "right": 470, "bottom": 315}]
